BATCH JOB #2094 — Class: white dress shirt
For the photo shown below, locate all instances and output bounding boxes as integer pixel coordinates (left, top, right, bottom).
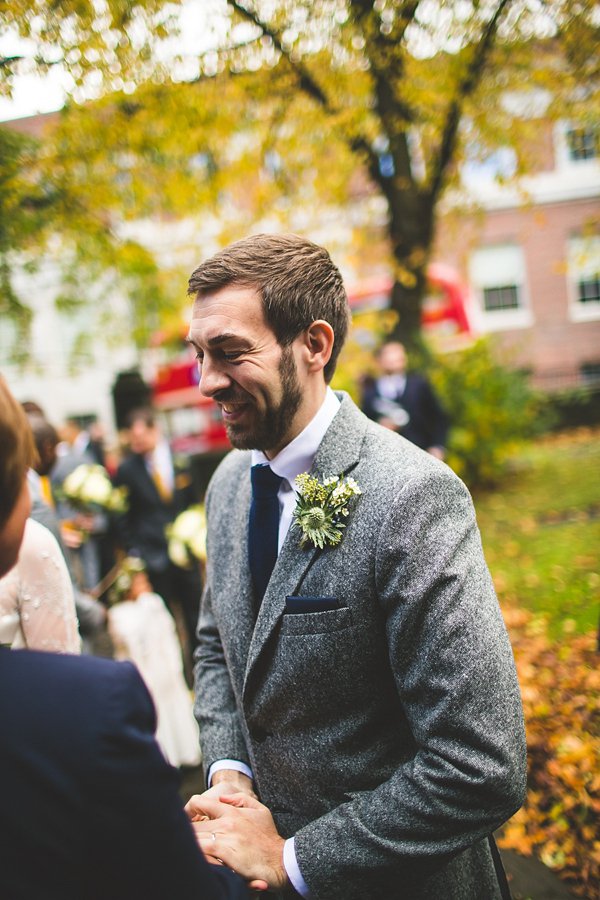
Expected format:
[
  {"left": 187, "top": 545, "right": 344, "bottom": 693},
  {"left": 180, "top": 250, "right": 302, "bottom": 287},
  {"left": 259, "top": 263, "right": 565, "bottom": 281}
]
[
  {"left": 146, "top": 439, "right": 175, "bottom": 496},
  {"left": 376, "top": 372, "right": 406, "bottom": 399},
  {"left": 208, "top": 387, "right": 340, "bottom": 898}
]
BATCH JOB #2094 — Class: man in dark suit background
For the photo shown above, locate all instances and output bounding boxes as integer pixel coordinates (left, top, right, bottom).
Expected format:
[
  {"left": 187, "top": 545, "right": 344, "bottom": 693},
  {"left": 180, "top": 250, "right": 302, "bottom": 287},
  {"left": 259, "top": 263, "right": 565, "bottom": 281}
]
[
  {"left": 114, "top": 407, "right": 202, "bottom": 660},
  {"left": 361, "top": 340, "right": 448, "bottom": 459},
  {"left": 0, "top": 373, "right": 248, "bottom": 900}
]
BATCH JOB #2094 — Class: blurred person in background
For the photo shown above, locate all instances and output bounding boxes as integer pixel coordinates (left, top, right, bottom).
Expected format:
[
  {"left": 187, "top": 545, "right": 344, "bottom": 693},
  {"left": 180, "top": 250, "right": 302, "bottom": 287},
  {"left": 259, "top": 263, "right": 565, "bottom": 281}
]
[
  {"left": 107, "top": 556, "right": 201, "bottom": 768},
  {"left": 25, "top": 413, "right": 107, "bottom": 653},
  {"left": 51, "top": 416, "right": 111, "bottom": 593},
  {"left": 361, "top": 340, "right": 448, "bottom": 460},
  {"left": 0, "top": 373, "right": 248, "bottom": 900},
  {"left": 114, "top": 407, "right": 202, "bottom": 671}
]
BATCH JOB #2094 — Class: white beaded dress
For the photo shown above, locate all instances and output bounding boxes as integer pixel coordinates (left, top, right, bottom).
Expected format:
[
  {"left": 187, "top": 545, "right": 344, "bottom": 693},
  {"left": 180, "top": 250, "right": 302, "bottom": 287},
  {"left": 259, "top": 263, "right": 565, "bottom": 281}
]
[{"left": 0, "top": 518, "right": 81, "bottom": 653}]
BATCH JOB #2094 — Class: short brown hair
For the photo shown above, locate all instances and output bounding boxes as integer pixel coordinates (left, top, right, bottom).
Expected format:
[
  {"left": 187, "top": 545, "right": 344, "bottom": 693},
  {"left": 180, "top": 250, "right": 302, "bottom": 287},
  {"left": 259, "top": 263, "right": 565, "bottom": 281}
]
[
  {"left": 0, "top": 374, "right": 37, "bottom": 529},
  {"left": 187, "top": 233, "right": 350, "bottom": 383},
  {"left": 125, "top": 407, "right": 156, "bottom": 429}
]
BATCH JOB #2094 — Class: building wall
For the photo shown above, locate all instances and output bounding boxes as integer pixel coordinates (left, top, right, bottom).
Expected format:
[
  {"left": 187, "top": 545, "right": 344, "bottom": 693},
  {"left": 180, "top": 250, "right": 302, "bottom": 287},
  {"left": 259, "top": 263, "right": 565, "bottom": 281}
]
[
  {"left": 435, "top": 116, "right": 600, "bottom": 390},
  {"left": 436, "top": 197, "right": 600, "bottom": 388}
]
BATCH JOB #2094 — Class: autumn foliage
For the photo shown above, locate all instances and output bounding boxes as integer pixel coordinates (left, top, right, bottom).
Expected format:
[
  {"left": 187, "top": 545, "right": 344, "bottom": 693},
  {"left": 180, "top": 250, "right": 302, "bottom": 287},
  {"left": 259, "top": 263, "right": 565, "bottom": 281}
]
[{"left": 500, "top": 605, "right": 600, "bottom": 898}]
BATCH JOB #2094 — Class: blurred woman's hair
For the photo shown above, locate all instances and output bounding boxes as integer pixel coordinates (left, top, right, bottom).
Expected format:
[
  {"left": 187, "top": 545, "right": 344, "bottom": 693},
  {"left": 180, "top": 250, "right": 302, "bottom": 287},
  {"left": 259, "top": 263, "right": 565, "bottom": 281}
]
[{"left": 0, "top": 374, "right": 37, "bottom": 529}]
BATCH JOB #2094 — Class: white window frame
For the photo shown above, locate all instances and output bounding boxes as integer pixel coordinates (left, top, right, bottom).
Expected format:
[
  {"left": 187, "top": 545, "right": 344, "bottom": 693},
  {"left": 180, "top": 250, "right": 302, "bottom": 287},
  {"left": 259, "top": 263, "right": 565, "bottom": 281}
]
[
  {"left": 468, "top": 244, "right": 533, "bottom": 332},
  {"left": 554, "top": 121, "right": 599, "bottom": 171},
  {"left": 567, "top": 235, "right": 600, "bottom": 323}
]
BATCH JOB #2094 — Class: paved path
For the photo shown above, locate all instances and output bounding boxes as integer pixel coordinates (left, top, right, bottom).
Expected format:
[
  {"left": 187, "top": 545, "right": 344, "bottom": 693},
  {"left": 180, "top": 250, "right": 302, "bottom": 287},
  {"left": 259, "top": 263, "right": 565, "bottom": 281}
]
[
  {"left": 498, "top": 846, "right": 579, "bottom": 900},
  {"left": 181, "top": 766, "right": 577, "bottom": 899}
]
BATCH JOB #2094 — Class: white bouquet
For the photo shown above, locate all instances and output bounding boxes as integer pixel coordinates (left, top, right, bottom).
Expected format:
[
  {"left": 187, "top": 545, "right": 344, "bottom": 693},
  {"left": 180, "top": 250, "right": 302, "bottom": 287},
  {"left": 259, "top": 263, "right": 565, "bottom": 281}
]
[
  {"left": 167, "top": 505, "right": 207, "bottom": 569},
  {"left": 62, "top": 464, "right": 128, "bottom": 514}
]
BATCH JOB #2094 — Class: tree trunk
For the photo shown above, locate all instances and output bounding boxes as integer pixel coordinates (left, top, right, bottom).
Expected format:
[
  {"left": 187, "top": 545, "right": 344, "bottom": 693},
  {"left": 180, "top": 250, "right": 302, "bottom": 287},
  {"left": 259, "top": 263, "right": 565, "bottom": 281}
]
[{"left": 388, "top": 268, "right": 428, "bottom": 352}]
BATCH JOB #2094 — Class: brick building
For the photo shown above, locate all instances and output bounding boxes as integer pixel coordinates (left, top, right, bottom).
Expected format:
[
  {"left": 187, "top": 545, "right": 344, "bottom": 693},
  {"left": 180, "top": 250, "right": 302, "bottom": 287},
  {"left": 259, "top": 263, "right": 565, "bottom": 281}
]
[{"left": 434, "top": 119, "right": 600, "bottom": 390}]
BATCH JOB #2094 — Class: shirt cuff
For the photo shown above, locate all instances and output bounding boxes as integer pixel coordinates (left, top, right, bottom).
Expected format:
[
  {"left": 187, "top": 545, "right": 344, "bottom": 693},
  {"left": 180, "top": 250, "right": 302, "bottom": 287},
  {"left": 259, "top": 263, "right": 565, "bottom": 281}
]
[
  {"left": 284, "top": 837, "right": 312, "bottom": 898},
  {"left": 207, "top": 759, "right": 254, "bottom": 788}
]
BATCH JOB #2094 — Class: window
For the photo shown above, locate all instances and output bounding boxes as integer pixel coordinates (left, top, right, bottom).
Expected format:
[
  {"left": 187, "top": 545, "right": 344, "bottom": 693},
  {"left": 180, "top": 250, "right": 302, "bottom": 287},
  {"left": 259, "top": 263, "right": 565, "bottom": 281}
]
[
  {"left": 566, "top": 127, "right": 599, "bottom": 162},
  {"left": 578, "top": 276, "right": 600, "bottom": 304},
  {"left": 581, "top": 363, "right": 600, "bottom": 386},
  {"left": 554, "top": 121, "right": 600, "bottom": 170},
  {"left": 483, "top": 285, "right": 520, "bottom": 311},
  {"left": 567, "top": 235, "right": 600, "bottom": 322},
  {"left": 468, "top": 244, "right": 532, "bottom": 331}
]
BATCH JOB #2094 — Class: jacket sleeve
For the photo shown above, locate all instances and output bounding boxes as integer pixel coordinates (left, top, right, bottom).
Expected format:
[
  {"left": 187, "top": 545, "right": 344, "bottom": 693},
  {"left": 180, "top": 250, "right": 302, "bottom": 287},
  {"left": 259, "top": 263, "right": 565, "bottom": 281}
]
[
  {"left": 193, "top": 479, "right": 252, "bottom": 777},
  {"left": 193, "top": 583, "right": 252, "bottom": 778},
  {"left": 88, "top": 660, "right": 248, "bottom": 900},
  {"left": 112, "top": 465, "right": 138, "bottom": 554},
  {"left": 293, "top": 467, "right": 526, "bottom": 899}
]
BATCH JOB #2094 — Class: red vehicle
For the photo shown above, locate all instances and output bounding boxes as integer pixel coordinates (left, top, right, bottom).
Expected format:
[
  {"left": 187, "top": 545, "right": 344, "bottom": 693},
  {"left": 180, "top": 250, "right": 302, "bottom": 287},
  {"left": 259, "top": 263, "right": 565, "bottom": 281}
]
[
  {"left": 346, "top": 264, "right": 472, "bottom": 340},
  {"left": 152, "top": 264, "right": 471, "bottom": 462},
  {"left": 152, "top": 351, "right": 231, "bottom": 458}
]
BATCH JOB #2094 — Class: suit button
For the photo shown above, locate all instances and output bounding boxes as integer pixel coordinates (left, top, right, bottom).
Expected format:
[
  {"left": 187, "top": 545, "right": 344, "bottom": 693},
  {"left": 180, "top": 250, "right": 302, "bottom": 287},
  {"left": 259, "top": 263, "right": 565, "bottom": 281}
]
[{"left": 251, "top": 726, "right": 268, "bottom": 742}]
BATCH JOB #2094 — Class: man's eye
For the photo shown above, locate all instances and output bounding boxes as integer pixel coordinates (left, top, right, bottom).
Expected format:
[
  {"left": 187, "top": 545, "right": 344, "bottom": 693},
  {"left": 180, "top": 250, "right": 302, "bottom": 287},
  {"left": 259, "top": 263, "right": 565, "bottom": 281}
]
[
  {"left": 195, "top": 353, "right": 203, "bottom": 362},
  {"left": 224, "top": 352, "right": 242, "bottom": 361}
]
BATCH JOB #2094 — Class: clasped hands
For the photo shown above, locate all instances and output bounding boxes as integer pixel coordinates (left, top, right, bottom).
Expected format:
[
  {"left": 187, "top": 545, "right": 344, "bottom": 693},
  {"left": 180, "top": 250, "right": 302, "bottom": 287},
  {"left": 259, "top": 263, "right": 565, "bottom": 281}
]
[{"left": 185, "top": 772, "right": 289, "bottom": 893}]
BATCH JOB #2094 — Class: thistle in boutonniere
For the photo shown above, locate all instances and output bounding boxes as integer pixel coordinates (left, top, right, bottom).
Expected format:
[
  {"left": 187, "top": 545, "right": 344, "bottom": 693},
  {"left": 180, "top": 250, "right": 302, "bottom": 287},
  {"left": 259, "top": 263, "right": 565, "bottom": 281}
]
[{"left": 292, "top": 473, "right": 362, "bottom": 549}]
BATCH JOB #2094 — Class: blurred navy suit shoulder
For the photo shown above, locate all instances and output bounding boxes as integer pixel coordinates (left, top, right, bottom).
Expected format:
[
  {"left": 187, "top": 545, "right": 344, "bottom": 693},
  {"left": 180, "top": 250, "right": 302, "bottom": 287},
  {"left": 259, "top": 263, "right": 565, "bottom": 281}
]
[{"left": 0, "top": 646, "right": 246, "bottom": 900}]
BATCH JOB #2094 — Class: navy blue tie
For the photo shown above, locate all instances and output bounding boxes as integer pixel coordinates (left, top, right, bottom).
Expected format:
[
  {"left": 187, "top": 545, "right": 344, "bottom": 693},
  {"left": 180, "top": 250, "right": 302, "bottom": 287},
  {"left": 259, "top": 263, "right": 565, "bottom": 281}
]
[{"left": 248, "top": 464, "right": 283, "bottom": 608}]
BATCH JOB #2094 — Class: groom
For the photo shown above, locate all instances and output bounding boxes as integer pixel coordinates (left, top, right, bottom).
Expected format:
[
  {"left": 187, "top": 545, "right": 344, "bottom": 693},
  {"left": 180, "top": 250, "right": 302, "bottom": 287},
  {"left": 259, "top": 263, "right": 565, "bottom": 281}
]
[{"left": 187, "top": 234, "right": 526, "bottom": 899}]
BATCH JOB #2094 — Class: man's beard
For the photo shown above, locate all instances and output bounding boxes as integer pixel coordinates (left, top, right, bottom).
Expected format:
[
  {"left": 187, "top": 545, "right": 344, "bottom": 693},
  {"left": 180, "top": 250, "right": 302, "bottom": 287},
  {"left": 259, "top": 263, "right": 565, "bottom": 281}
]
[{"left": 220, "top": 345, "right": 303, "bottom": 453}]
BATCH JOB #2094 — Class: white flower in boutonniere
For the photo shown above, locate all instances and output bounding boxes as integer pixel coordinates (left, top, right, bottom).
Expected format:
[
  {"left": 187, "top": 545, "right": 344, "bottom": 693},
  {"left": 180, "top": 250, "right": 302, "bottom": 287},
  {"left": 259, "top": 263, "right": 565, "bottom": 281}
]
[{"left": 292, "top": 473, "right": 362, "bottom": 549}]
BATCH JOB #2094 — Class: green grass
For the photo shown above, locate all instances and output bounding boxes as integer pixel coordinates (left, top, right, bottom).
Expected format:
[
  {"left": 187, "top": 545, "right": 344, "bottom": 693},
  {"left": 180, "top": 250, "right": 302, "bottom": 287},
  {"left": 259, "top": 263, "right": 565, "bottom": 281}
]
[{"left": 472, "top": 430, "right": 600, "bottom": 638}]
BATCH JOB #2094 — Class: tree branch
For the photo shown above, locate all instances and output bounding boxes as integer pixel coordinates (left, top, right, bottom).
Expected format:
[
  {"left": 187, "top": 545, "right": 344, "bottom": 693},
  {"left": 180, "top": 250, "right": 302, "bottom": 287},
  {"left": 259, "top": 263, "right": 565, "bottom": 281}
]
[
  {"left": 227, "top": 0, "right": 380, "bottom": 174},
  {"left": 228, "top": 0, "right": 330, "bottom": 108},
  {"left": 350, "top": 0, "right": 420, "bottom": 127},
  {"left": 427, "top": 0, "right": 513, "bottom": 204}
]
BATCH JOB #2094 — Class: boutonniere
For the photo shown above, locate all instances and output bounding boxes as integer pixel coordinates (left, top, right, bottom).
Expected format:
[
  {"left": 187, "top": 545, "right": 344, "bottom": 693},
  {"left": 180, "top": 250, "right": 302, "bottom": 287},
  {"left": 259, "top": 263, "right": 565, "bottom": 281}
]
[{"left": 292, "top": 473, "right": 362, "bottom": 549}]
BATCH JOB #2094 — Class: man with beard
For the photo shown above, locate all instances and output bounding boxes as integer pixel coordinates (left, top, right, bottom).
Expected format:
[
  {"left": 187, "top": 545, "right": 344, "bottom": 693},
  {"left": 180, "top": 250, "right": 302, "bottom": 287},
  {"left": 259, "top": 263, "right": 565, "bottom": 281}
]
[{"left": 186, "top": 233, "right": 525, "bottom": 900}]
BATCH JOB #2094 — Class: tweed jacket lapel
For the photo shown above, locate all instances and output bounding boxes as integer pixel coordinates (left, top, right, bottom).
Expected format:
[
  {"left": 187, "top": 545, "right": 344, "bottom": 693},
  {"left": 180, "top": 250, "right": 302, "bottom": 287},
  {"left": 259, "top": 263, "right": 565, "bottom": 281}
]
[{"left": 244, "top": 393, "right": 367, "bottom": 688}]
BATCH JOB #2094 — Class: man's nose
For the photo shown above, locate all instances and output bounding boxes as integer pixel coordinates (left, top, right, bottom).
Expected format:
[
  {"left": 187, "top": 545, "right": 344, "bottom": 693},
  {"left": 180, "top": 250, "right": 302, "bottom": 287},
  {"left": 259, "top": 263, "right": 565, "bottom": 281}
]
[{"left": 198, "top": 357, "right": 230, "bottom": 398}]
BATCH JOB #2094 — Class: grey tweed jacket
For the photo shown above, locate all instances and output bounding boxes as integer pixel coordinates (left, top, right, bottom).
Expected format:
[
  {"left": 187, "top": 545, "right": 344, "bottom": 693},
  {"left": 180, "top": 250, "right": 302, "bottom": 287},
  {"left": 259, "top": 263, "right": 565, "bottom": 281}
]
[{"left": 194, "top": 393, "right": 526, "bottom": 900}]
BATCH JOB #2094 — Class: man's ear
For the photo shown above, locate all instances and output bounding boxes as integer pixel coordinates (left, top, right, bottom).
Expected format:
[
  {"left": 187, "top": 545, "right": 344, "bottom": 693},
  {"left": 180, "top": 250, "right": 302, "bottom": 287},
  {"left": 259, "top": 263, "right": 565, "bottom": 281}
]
[{"left": 303, "top": 320, "right": 335, "bottom": 374}]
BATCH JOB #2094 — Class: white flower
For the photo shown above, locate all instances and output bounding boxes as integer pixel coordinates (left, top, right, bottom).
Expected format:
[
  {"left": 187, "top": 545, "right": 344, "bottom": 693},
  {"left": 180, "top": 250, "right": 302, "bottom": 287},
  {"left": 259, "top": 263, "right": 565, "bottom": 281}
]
[
  {"left": 168, "top": 537, "right": 190, "bottom": 569},
  {"left": 116, "top": 573, "right": 132, "bottom": 594},
  {"left": 172, "top": 509, "right": 204, "bottom": 541},
  {"left": 189, "top": 529, "right": 207, "bottom": 562},
  {"left": 80, "top": 472, "right": 113, "bottom": 505},
  {"left": 61, "top": 463, "right": 127, "bottom": 514},
  {"left": 63, "top": 465, "right": 90, "bottom": 496},
  {"left": 167, "top": 505, "right": 207, "bottom": 567}
]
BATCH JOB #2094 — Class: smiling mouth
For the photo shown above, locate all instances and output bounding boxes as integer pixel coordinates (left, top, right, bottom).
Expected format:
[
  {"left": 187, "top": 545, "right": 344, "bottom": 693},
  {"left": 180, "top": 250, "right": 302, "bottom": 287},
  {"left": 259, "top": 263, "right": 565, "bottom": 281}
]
[{"left": 220, "top": 402, "right": 251, "bottom": 421}]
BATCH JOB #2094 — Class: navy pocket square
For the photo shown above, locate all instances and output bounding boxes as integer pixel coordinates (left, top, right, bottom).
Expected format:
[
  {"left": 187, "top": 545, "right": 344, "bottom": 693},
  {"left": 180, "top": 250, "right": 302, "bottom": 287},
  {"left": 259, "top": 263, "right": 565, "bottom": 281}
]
[{"left": 285, "top": 596, "right": 341, "bottom": 614}]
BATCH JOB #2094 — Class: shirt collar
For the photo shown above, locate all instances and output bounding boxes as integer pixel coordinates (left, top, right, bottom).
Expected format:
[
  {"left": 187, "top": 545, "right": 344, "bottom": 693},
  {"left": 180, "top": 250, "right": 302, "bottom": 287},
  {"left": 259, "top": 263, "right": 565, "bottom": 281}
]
[
  {"left": 377, "top": 373, "right": 406, "bottom": 398},
  {"left": 72, "top": 431, "right": 90, "bottom": 456},
  {"left": 252, "top": 387, "right": 340, "bottom": 489}
]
